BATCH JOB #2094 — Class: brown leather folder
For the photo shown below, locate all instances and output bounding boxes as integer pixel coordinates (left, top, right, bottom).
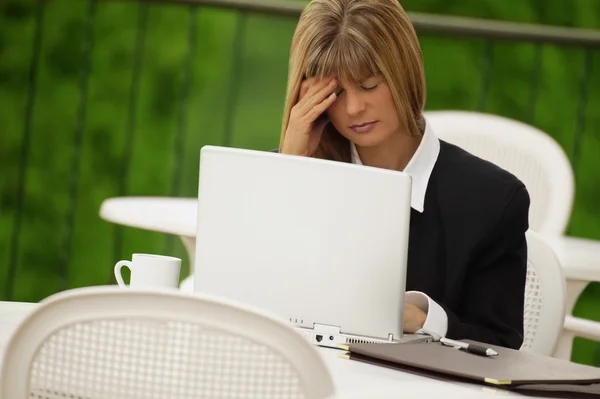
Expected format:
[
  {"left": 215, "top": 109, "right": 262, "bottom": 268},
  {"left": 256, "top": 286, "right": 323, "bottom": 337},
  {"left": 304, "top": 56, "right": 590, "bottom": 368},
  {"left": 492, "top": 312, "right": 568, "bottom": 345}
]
[{"left": 339, "top": 340, "right": 600, "bottom": 397}]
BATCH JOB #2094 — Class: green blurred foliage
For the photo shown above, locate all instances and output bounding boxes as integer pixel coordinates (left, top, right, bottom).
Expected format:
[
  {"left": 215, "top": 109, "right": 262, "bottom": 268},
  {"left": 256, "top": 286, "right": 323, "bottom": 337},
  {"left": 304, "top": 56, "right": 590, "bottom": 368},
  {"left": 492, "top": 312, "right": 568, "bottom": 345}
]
[{"left": 1, "top": 0, "right": 599, "bottom": 364}]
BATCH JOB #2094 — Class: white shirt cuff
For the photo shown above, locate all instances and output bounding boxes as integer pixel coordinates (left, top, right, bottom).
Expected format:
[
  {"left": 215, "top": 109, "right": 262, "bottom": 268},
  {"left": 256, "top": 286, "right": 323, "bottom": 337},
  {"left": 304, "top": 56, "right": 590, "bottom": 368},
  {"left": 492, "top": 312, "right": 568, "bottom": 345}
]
[{"left": 405, "top": 291, "right": 448, "bottom": 340}]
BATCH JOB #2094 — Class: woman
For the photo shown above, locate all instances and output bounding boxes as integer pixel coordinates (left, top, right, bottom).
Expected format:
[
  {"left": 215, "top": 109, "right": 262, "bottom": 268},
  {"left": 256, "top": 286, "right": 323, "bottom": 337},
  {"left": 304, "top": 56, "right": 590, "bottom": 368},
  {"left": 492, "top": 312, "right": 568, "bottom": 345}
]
[{"left": 279, "top": 0, "right": 530, "bottom": 349}]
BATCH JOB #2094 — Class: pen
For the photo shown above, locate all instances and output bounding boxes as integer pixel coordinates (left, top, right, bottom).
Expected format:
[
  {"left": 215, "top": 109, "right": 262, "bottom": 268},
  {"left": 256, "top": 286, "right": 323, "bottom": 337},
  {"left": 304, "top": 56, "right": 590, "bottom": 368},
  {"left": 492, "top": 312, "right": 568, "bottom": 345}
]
[{"left": 440, "top": 337, "right": 498, "bottom": 357}]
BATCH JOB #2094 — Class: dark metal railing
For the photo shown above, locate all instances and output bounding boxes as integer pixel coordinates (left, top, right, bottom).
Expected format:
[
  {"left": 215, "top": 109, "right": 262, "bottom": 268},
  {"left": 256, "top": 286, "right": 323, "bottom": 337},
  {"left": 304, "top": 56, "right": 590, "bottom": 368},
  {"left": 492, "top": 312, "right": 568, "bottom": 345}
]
[
  {"left": 4, "top": 0, "right": 46, "bottom": 300},
  {"left": 121, "top": 0, "right": 600, "bottom": 46}
]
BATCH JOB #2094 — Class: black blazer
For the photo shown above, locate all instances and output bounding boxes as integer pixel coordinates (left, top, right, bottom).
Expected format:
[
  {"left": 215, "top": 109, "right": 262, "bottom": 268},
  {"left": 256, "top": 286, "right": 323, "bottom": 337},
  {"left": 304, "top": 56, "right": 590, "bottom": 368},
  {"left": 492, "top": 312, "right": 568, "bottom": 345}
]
[
  {"left": 273, "top": 141, "right": 530, "bottom": 349},
  {"left": 408, "top": 140, "right": 529, "bottom": 349}
]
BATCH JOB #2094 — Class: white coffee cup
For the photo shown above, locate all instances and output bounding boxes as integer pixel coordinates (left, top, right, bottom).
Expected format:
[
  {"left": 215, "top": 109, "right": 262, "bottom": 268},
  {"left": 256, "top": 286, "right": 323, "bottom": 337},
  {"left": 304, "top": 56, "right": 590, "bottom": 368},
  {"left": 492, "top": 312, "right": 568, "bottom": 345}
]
[{"left": 114, "top": 254, "right": 181, "bottom": 289}]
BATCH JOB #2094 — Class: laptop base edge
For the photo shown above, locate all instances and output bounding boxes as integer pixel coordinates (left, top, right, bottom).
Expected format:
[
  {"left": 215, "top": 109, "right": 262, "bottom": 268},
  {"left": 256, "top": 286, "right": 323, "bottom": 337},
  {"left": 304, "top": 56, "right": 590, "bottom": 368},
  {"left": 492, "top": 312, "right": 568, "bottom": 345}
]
[{"left": 295, "top": 325, "right": 433, "bottom": 349}]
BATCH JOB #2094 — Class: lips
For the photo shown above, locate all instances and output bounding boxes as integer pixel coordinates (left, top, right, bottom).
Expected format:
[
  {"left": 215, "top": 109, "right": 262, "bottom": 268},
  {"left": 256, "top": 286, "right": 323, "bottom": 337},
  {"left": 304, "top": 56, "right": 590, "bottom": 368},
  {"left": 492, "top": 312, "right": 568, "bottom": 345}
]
[{"left": 350, "top": 121, "right": 378, "bottom": 133}]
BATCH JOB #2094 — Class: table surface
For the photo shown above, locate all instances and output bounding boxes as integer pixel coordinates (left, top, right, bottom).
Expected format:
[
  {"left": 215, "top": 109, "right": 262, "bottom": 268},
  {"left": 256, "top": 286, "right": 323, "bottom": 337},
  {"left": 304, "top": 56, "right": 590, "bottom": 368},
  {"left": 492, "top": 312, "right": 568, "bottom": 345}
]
[
  {"left": 100, "top": 197, "right": 198, "bottom": 238},
  {"left": 0, "top": 300, "right": 548, "bottom": 398},
  {"left": 99, "top": 196, "right": 600, "bottom": 281}
]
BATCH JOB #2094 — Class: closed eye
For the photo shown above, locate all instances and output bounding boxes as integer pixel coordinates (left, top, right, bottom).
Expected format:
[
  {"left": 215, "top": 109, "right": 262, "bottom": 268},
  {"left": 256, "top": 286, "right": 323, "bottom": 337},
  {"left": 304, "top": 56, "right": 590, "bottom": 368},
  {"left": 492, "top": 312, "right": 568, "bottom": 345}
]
[{"left": 361, "top": 84, "right": 378, "bottom": 91}]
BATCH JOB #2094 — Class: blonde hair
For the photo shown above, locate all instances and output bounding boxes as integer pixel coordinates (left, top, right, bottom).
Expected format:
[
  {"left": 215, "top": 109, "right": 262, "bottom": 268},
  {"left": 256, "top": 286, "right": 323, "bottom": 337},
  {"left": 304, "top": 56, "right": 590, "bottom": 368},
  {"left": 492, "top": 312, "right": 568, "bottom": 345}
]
[{"left": 279, "top": 0, "right": 426, "bottom": 162}]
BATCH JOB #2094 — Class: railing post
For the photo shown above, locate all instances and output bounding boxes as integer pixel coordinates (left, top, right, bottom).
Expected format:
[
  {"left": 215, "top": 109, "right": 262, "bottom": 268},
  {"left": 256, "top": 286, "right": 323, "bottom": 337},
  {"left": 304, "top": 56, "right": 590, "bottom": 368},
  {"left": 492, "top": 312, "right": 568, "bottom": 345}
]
[
  {"left": 111, "top": 1, "right": 149, "bottom": 275},
  {"left": 60, "top": 0, "right": 97, "bottom": 290},
  {"left": 527, "top": 44, "right": 543, "bottom": 124},
  {"left": 571, "top": 48, "right": 593, "bottom": 179},
  {"left": 222, "top": 12, "right": 248, "bottom": 147},
  {"left": 164, "top": 4, "right": 199, "bottom": 255},
  {"left": 477, "top": 40, "right": 494, "bottom": 112},
  {"left": 5, "top": 0, "right": 46, "bottom": 300}
]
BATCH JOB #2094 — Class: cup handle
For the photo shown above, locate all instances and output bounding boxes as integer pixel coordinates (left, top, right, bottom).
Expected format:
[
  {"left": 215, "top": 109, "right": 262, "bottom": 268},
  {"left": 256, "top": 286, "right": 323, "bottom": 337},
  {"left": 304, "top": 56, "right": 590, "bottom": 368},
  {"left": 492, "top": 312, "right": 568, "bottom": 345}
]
[{"left": 114, "top": 260, "right": 131, "bottom": 288}]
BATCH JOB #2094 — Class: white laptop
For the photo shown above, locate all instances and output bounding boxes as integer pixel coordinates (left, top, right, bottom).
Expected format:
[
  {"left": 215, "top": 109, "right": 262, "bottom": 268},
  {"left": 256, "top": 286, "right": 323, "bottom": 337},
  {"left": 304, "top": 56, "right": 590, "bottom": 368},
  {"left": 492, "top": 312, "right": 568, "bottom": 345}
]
[{"left": 193, "top": 145, "right": 432, "bottom": 348}]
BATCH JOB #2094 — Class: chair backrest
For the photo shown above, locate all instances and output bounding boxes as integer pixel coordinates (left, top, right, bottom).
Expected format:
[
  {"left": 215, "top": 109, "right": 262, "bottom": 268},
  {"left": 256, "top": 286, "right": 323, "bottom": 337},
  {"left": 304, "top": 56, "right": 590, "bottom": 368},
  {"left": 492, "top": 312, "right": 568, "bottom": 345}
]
[
  {"left": 425, "top": 110, "right": 575, "bottom": 236},
  {"left": 0, "top": 286, "right": 335, "bottom": 399},
  {"left": 521, "top": 230, "right": 566, "bottom": 355}
]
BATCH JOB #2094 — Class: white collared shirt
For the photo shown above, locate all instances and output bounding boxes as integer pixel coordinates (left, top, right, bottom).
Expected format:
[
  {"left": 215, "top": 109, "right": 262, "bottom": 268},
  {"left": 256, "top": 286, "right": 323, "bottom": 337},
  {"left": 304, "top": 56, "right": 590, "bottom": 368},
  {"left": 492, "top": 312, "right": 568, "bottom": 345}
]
[
  {"left": 350, "top": 121, "right": 448, "bottom": 339},
  {"left": 350, "top": 120, "right": 440, "bottom": 213}
]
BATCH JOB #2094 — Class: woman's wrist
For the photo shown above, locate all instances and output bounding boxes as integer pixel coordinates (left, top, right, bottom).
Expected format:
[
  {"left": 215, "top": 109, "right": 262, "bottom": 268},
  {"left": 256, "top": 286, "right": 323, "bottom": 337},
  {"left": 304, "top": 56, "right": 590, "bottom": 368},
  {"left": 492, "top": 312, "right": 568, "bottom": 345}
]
[{"left": 280, "top": 143, "right": 309, "bottom": 157}]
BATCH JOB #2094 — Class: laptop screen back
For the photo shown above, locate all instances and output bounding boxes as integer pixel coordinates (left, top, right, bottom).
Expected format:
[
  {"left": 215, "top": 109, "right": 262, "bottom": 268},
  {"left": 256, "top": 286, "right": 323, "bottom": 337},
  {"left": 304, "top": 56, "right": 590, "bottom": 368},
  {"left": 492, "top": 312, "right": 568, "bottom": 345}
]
[{"left": 194, "top": 146, "right": 412, "bottom": 340}]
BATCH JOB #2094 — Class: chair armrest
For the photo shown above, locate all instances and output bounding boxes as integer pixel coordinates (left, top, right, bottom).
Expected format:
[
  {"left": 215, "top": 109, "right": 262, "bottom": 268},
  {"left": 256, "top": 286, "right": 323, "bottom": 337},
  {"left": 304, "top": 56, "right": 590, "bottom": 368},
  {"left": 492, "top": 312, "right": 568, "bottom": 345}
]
[
  {"left": 564, "top": 315, "right": 600, "bottom": 342},
  {"left": 542, "top": 236, "right": 600, "bottom": 282}
]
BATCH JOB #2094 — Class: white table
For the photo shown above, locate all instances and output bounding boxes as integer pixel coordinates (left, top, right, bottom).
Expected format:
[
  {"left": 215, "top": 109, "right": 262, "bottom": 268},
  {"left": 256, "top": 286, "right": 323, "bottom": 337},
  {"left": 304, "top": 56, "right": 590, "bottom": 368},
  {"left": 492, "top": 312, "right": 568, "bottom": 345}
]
[
  {"left": 100, "top": 197, "right": 198, "bottom": 257},
  {"left": 0, "top": 301, "right": 551, "bottom": 398}
]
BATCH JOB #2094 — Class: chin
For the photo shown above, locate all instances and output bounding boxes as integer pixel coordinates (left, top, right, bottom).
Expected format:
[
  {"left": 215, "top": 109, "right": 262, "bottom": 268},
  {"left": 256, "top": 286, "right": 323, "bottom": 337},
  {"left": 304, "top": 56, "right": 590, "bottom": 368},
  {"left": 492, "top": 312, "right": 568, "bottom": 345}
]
[{"left": 346, "top": 131, "right": 390, "bottom": 148}]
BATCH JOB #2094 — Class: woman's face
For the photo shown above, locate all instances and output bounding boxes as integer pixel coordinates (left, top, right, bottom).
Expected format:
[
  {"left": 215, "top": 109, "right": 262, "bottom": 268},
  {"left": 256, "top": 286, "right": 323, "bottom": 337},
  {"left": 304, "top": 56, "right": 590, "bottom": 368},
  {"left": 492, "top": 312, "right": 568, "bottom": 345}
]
[{"left": 326, "top": 76, "right": 400, "bottom": 148}]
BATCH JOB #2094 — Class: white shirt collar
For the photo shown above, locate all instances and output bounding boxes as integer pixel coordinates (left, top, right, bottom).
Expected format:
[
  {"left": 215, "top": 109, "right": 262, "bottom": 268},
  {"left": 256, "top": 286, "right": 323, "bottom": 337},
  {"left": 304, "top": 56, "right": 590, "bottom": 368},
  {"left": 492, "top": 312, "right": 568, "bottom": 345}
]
[{"left": 350, "top": 120, "right": 440, "bottom": 213}]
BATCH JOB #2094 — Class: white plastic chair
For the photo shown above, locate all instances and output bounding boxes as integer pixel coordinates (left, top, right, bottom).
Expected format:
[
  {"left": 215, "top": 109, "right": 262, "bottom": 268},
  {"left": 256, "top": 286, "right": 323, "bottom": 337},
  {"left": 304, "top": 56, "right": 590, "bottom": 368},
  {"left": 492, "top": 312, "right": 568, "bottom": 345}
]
[
  {"left": 0, "top": 286, "right": 335, "bottom": 399},
  {"left": 424, "top": 110, "right": 575, "bottom": 234},
  {"left": 522, "top": 230, "right": 566, "bottom": 355},
  {"left": 425, "top": 110, "right": 600, "bottom": 360}
]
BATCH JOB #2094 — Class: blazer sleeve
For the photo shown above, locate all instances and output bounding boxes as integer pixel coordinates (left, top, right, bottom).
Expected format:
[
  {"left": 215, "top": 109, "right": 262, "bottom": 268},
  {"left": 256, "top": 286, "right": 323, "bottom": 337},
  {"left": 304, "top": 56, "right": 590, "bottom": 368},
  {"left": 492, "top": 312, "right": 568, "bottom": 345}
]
[{"left": 442, "top": 185, "right": 530, "bottom": 349}]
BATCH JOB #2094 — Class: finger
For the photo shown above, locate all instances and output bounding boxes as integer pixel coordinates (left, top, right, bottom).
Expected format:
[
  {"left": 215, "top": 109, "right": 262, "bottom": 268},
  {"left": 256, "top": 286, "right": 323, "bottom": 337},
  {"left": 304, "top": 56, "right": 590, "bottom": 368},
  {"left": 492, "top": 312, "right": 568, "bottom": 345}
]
[
  {"left": 299, "top": 78, "right": 314, "bottom": 100},
  {"left": 298, "top": 78, "right": 337, "bottom": 115},
  {"left": 305, "top": 77, "right": 337, "bottom": 103},
  {"left": 305, "top": 91, "right": 337, "bottom": 122}
]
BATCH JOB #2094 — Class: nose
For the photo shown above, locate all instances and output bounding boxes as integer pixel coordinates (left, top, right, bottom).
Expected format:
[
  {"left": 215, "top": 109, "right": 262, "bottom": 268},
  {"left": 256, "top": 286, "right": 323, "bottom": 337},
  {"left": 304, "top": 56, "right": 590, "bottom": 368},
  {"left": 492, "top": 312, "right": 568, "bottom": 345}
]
[{"left": 344, "top": 91, "right": 366, "bottom": 117}]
